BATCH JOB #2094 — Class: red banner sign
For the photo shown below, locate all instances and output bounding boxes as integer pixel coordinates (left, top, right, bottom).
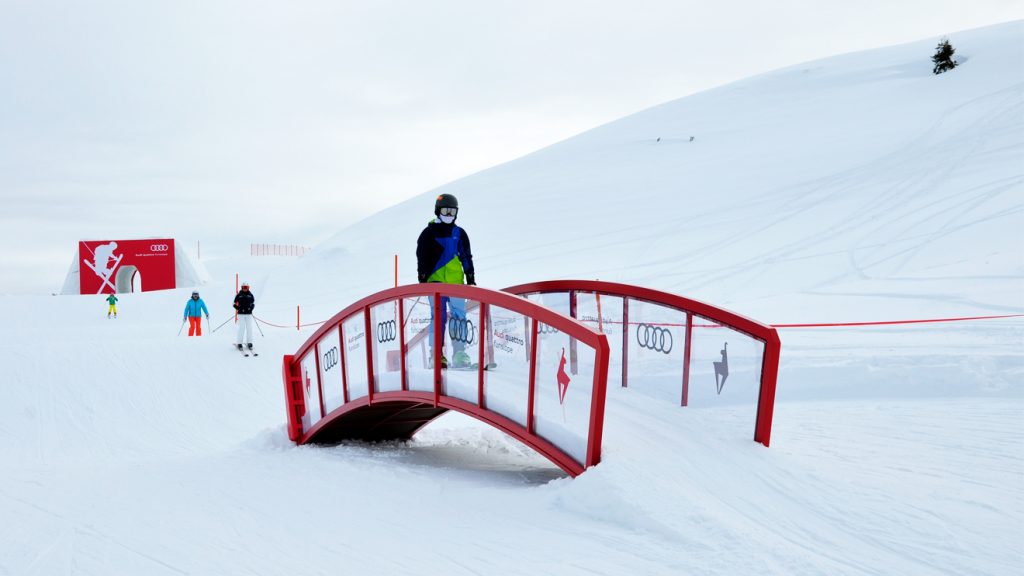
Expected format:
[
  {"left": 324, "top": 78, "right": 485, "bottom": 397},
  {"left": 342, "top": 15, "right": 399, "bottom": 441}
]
[{"left": 78, "top": 239, "right": 176, "bottom": 294}]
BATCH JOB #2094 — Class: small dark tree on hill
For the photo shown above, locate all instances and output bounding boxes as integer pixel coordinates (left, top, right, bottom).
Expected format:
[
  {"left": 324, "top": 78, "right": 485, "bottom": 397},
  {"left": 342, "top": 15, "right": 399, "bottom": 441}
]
[{"left": 932, "top": 38, "right": 958, "bottom": 75}]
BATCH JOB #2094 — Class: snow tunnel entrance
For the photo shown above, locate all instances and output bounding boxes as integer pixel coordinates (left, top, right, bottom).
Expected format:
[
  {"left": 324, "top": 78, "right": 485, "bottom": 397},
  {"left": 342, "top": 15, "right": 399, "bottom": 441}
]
[{"left": 115, "top": 265, "right": 140, "bottom": 293}]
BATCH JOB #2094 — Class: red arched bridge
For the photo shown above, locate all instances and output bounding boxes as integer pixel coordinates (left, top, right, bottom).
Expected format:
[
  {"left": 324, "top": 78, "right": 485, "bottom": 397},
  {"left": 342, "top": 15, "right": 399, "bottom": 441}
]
[{"left": 282, "top": 281, "right": 780, "bottom": 477}]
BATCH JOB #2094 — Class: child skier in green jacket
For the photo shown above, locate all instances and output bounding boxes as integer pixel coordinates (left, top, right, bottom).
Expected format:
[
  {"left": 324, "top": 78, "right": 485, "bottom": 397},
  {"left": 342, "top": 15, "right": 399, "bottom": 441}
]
[{"left": 106, "top": 294, "right": 118, "bottom": 319}]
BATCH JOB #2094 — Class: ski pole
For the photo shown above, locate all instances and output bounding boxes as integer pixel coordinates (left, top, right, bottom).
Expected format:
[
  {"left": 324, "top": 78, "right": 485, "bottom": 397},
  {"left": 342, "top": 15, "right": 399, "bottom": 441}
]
[
  {"left": 177, "top": 318, "right": 186, "bottom": 336},
  {"left": 211, "top": 316, "right": 234, "bottom": 333},
  {"left": 254, "top": 316, "right": 266, "bottom": 338}
]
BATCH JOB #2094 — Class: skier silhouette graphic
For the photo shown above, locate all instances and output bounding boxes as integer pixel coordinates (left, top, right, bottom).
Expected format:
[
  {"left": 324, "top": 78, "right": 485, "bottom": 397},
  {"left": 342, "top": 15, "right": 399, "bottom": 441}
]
[{"left": 84, "top": 241, "right": 122, "bottom": 293}]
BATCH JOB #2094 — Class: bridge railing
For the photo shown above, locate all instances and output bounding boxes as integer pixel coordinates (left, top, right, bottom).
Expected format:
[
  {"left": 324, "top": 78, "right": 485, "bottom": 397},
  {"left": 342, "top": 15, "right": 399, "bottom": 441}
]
[
  {"left": 283, "top": 284, "right": 611, "bottom": 476},
  {"left": 503, "top": 280, "right": 781, "bottom": 447}
]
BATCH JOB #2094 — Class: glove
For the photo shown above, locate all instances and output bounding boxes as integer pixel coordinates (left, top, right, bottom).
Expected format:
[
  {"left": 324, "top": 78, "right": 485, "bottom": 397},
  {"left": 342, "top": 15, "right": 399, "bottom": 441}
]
[
  {"left": 418, "top": 273, "right": 428, "bottom": 283},
  {"left": 466, "top": 273, "right": 476, "bottom": 286},
  {"left": 205, "top": 315, "right": 210, "bottom": 319}
]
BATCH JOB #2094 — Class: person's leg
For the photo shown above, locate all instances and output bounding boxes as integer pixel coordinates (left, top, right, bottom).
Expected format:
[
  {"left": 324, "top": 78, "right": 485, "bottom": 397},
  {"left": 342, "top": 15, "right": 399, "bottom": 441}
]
[
  {"left": 236, "top": 316, "right": 245, "bottom": 347},
  {"left": 448, "top": 298, "right": 469, "bottom": 362},
  {"left": 439, "top": 296, "right": 449, "bottom": 348},
  {"left": 188, "top": 316, "right": 198, "bottom": 336},
  {"left": 427, "top": 295, "right": 451, "bottom": 348},
  {"left": 243, "top": 315, "right": 254, "bottom": 345},
  {"left": 426, "top": 295, "right": 450, "bottom": 366},
  {"left": 427, "top": 294, "right": 435, "bottom": 349},
  {"left": 446, "top": 297, "right": 466, "bottom": 352}
]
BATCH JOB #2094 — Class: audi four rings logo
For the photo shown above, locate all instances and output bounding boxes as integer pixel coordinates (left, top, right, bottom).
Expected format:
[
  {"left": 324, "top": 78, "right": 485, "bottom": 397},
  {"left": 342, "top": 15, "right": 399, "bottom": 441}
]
[
  {"left": 448, "top": 317, "right": 476, "bottom": 344},
  {"left": 636, "top": 323, "right": 673, "bottom": 354},
  {"left": 377, "top": 320, "right": 397, "bottom": 343},
  {"left": 322, "top": 346, "right": 339, "bottom": 371},
  {"left": 150, "top": 244, "right": 169, "bottom": 252},
  {"left": 538, "top": 323, "right": 559, "bottom": 335}
]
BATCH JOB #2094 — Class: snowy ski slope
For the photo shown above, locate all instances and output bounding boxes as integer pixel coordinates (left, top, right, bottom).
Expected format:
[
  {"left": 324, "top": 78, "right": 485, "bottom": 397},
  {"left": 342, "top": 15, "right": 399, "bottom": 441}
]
[{"left": 1, "top": 22, "right": 1021, "bottom": 575}]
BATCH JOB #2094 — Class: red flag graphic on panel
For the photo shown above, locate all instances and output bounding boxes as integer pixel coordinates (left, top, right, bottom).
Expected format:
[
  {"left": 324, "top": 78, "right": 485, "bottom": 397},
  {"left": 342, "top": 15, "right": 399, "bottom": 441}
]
[{"left": 557, "top": 347, "right": 571, "bottom": 404}]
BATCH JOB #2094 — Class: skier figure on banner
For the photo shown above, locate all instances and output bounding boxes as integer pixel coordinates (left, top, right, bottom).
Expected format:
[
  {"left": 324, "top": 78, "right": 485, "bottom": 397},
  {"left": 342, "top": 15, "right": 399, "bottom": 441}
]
[
  {"left": 233, "top": 281, "right": 256, "bottom": 352},
  {"left": 93, "top": 242, "right": 118, "bottom": 276},
  {"left": 184, "top": 291, "right": 210, "bottom": 336},
  {"left": 86, "top": 241, "right": 122, "bottom": 293},
  {"left": 416, "top": 193, "right": 476, "bottom": 369}
]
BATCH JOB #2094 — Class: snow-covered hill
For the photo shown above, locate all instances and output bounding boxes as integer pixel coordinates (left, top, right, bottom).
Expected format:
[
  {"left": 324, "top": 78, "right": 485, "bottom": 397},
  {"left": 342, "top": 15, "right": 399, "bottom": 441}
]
[
  {"left": 1, "top": 22, "right": 1021, "bottom": 575},
  {"left": 291, "top": 22, "right": 1022, "bottom": 322}
]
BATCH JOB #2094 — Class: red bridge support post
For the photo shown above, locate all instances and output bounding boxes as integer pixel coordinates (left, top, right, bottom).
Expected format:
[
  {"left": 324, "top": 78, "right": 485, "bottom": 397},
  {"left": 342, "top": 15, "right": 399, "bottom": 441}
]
[{"left": 282, "top": 355, "right": 305, "bottom": 441}]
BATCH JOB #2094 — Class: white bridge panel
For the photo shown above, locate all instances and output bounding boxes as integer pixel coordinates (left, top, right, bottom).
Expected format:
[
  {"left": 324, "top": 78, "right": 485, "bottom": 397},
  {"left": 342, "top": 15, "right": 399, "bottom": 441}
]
[{"left": 317, "top": 327, "right": 344, "bottom": 414}]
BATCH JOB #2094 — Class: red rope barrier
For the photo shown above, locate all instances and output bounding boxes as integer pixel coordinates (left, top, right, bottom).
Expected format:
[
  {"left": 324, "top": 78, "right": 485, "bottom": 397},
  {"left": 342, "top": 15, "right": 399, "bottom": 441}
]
[
  {"left": 253, "top": 315, "right": 328, "bottom": 329},
  {"left": 577, "top": 313, "right": 1024, "bottom": 329},
  {"left": 771, "top": 313, "right": 1024, "bottom": 328},
  {"left": 255, "top": 311, "right": 1022, "bottom": 332}
]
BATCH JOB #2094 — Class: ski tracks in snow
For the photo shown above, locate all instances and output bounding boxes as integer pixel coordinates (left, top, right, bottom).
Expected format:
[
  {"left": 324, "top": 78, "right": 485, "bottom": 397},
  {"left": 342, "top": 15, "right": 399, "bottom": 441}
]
[{"left": 578, "top": 393, "right": 1023, "bottom": 575}]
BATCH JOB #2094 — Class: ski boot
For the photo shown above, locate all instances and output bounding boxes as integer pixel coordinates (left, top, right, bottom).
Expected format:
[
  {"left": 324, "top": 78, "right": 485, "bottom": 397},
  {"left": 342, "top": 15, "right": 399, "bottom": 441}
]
[
  {"left": 451, "top": 351, "right": 472, "bottom": 369},
  {"left": 428, "top": 348, "right": 448, "bottom": 368}
]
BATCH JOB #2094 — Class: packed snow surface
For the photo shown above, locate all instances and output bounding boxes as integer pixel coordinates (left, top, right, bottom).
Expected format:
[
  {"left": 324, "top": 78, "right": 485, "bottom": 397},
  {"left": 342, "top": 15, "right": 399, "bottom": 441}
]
[{"left": 2, "top": 22, "right": 1022, "bottom": 575}]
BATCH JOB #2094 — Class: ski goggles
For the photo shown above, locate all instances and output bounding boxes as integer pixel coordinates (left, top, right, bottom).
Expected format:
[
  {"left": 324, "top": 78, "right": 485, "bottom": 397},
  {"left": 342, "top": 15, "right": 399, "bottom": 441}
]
[{"left": 438, "top": 207, "right": 457, "bottom": 217}]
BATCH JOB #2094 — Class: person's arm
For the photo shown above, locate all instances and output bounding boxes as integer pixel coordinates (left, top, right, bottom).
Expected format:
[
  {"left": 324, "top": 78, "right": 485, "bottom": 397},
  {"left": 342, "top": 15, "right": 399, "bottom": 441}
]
[
  {"left": 201, "top": 300, "right": 209, "bottom": 317},
  {"left": 184, "top": 301, "right": 190, "bottom": 318},
  {"left": 416, "top": 227, "right": 431, "bottom": 282},
  {"left": 460, "top": 228, "right": 475, "bottom": 285}
]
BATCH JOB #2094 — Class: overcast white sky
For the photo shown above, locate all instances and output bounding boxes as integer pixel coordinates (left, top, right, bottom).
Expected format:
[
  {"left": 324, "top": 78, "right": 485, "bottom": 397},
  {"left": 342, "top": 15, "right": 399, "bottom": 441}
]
[{"left": 1, "top": 1, "right": 1022, "bottom": 293}]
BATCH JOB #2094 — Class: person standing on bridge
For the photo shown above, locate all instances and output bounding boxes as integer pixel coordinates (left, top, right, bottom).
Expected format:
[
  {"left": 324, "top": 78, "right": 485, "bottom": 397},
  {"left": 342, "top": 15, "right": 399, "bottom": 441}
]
[
  {"left": 416, "top": 193, "right": 476, "bottom": 368},
  {"left": 233, "top": 281, "right": 256, "bottom": 351},
  {"left": 183, "top": 291, "right": 210, "bottom": 336}
]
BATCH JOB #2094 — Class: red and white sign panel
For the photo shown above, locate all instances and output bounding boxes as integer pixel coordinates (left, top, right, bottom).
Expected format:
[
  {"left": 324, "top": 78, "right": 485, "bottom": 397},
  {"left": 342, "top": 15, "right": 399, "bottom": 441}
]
[{"left": 78, "top": 239, "right": 176, "bottom": 294}]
